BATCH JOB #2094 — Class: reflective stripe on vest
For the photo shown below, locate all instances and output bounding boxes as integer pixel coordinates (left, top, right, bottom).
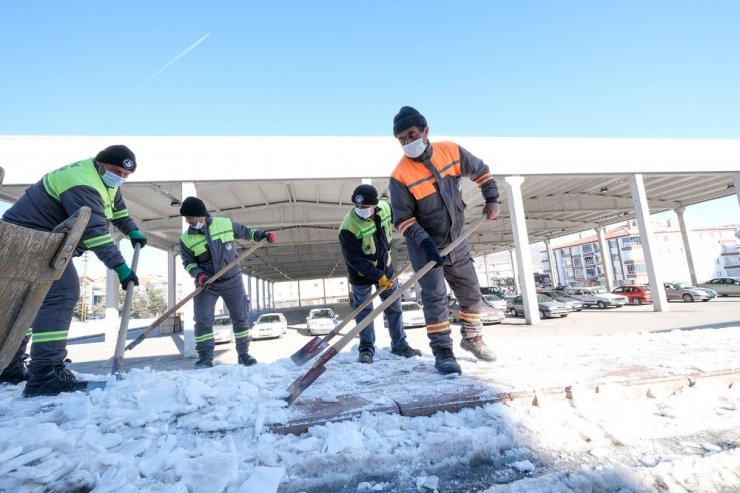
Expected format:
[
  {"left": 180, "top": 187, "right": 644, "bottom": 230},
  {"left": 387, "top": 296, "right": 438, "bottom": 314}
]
[
  {"left": 180, "top": 217, "right": 236, "bottom": 257},
  {"left": 42, "top": 158, "right": 121, "bottom": 220},
  {"left": 339, "top": 201, "right": 393, "bottom": 269},
  {"left": 391, "top": 142, "right": 461, "bottom": 201}
]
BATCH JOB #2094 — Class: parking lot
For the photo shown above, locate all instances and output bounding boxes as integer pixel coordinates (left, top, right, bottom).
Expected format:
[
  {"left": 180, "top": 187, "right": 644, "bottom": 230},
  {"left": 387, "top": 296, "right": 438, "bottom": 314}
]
[{"left": 66, "top": 296, "right": 739, "bottom": 374}]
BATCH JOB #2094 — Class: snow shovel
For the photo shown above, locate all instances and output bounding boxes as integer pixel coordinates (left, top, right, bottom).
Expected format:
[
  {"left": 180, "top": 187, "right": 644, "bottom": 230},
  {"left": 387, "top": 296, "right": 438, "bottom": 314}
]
[
  {"left": 285, "top": 214, "right": 487, "bottom": 405},
  {"left": 290, "top": 263, "right": 413, "bottom": 366},
  {"left": 114, "top": 238, "right": 268, "bottom": 358},
  {"left": 111, "top": 243, "right": 141, "bottom": 377}
]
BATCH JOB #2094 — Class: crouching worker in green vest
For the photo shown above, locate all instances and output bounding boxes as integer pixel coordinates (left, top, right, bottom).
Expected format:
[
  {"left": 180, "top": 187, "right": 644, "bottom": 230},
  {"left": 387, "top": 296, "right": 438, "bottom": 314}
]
[
  {"left": 1, "top": 145, "right": 144, "bottom": 396},
  {"left": 178, "top": 197, "right": 276, "bottom": 369},
  {"left": 338, "top": 184, "right": 421, "bottom": 364}
]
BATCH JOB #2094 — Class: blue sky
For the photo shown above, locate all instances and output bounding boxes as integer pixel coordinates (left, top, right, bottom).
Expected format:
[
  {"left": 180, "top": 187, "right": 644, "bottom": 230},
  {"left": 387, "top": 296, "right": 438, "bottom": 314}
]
[
  {"left": 1, "top": 1, "right": 739, "bottom": 137},
  {"left": 1, "top": 1, "right": 738, "bottom": 276}
]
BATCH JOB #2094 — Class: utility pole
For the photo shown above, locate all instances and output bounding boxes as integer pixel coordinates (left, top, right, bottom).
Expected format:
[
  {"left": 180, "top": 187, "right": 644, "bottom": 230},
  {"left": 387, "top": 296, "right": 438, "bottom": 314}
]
[{"left": 81, "top": 252, "right": 89, "bottom": 321}]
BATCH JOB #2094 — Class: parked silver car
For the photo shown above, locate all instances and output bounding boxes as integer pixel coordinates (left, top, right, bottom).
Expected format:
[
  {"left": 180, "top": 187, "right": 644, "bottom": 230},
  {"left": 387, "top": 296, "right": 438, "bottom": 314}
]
[
  {"left": 540, "top": 290, "right": 583, "bottom": 311},
  {"left": 698, "top": 277, "right": 740, "bottom": 297},
  {"left": 663, "top": 283, "right": 710, "bottom": 303},
  {"left": 670, "top": 282, "right": 717, "bottom": 299},
  {"left": 507, "top": 294, "right": 571, "bottom": 318},
  {"left": 563, "top": 287, "right": 628, "bottom": 309}
]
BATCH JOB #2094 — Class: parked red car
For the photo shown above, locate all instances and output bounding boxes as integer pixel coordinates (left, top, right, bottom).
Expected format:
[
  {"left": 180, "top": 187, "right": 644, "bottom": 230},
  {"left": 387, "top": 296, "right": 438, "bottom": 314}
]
[{"left": 611, "top": 285, "right": 653, "bottom": 305}]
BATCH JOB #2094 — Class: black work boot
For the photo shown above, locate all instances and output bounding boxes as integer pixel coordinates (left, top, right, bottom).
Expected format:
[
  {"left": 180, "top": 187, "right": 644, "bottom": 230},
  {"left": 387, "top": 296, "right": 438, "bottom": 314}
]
[
  {"left": 0, "top": 357, "right": 29, "bottom": 385},
  {"left": 238, "top": 354, "right": 257, "bottom": 367},
  {"left": 23, "top": 364, "right": 89, "bottom": 397},
  {"left": 391, "top": 346, "right": 422, "bottom": 358},
  {"left": 194, "top": 359, "right": 213, "bottom": 369},
  {"left": 434, "top": 348, "right": 462, "bottom": 375},
  {"left": 460, "top": 336, "right": 497, "bottom": 361},
  {"left": 358, "top": 350, "right": 373, "bottom": 364}
]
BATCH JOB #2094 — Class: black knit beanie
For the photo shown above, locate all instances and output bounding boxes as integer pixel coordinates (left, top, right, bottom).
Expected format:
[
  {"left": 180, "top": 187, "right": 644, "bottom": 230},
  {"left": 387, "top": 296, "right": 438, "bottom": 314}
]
[
  {"left": 352, "top": 184, "right": 379, "bottom": 206},
  {"left": 95, "top": 145, "right": 137, "bottom": 172},
  {"left": 179, "top": 196, "right": 209, "bottom": 217},
  {"left": 393, "top": 106, "right": 427, "bottom": 136}
]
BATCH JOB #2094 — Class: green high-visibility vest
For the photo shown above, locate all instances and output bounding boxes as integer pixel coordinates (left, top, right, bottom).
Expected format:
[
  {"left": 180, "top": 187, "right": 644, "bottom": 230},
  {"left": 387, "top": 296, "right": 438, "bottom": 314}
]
[
  {"left": 339, "top": 200, "right": 393, "bottom": 266},
  {"left": 181, "top": 217, "right": 235, "bottom": 257},
  {"left": 42, "top": 158, "right": 121, "bottom": 220}
]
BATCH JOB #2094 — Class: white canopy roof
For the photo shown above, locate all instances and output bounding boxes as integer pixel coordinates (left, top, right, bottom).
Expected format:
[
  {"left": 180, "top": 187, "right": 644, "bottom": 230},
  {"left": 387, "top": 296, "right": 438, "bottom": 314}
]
[{"left": 1, "top": 136, "right": 737, "bottom": 280}]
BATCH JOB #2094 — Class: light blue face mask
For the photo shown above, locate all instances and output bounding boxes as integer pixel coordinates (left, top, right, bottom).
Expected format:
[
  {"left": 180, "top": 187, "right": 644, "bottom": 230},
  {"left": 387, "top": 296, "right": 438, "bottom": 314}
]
[{"left": 101, "top": 170, "right": 126, "bottom": 188}]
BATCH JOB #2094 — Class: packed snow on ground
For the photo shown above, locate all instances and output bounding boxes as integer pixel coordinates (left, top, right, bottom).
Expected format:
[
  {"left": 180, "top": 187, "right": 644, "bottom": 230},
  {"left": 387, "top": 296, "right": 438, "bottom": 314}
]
[{"left": 1, "top": 326, "right": 739, "bottom": 492}]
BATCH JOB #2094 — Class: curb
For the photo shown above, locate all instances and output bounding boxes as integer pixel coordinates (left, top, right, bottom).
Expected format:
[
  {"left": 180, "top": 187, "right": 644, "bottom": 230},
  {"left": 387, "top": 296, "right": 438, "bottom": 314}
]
[{"left": 269, "top": 368, "right": 739, "bottom": 436}]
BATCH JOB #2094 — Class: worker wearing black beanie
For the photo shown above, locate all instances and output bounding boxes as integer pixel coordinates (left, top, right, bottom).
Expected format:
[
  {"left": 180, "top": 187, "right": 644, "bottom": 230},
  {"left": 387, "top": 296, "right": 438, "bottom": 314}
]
[
  {"left": 178, "top": 196, "right": 276, "bottom": 370},
  {"left": 179, "top": 197, "right": 209, "bottom": 217}
]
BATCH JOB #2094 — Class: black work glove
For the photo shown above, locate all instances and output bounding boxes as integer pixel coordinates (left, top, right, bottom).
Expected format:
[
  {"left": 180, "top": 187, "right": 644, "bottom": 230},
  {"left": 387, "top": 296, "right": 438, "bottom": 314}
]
[
  {"left": 420, "top": 238, "right": 444, "bottom": 266},
  {"left": 483, "top": 201, "right": 500, "bottom": 220}
]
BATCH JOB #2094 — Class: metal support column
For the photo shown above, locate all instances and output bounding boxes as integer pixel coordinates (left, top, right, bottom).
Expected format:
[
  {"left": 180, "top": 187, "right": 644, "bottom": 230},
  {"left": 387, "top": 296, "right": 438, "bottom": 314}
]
[
  {"left": 676, "top": 206, "right": 699, "bottom": 286},
  {"left": 544, "top": 239, "right": 559, "bottom": 288},
  {"left": 504, "top": 175, "right": 539, "bottom": 324},
  {"left": 181, "top": 182, "right": 198, "bottom": 357},
  {"left": 629, "top": 174, "right": 668, "bottom": 312},
  {"left": 597, "top": 227, "right": 615, "bottom": 291}
]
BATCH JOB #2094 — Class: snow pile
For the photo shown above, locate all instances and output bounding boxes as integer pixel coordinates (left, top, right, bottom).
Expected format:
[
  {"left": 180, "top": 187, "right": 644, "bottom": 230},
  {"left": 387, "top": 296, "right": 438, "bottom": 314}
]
[{"left": 0, "top": 327, "right": 738, "bottom": 492}]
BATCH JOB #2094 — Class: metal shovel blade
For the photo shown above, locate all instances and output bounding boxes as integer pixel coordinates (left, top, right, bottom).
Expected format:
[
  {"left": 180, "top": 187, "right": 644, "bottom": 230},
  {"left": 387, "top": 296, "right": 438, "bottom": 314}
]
[
  {"left": 290, "top": 336, "right": 330, "bottom": 366},
  {"left": 285, "top": 365, "right": 327, "bottom": 405}
]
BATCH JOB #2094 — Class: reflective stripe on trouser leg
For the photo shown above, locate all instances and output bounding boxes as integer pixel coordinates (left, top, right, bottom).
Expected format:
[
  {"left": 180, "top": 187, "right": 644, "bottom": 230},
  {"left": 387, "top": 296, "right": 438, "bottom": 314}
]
[
  {"left": 408, "top": 244, "right": 453, "bottom": 353},
  {"left": 444, "top": 245, "right": 484, "bottom": 339},
  {"left": 352, "top": 283, "right": 376, "bottom": 354},
  {"left": 28, "top": 262, "right": 79, "bottom": 372},
  {"left": 193, "top": 287, "right": 219, "bottom": 360},
  {"left": 379, "top": 284, "right": 408, "bottom": 351},
  {"left": 215, "top": 276, "right": 251, "bottom": 356}
]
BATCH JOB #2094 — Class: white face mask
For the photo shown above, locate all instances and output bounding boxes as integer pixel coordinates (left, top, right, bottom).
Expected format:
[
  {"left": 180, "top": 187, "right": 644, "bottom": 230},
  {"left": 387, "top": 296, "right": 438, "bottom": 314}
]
[
  {"left": 354, "top": 207, "right": 374, "bottom": 219},
  {"left": 193, "top": 221, "right": 205, "bottom": 230},
  {"left": 402, "top": 137, "right": 427, "bottom": 158},
  {"left": 101, "top": 170, "right": 126, "bottom": 188}
]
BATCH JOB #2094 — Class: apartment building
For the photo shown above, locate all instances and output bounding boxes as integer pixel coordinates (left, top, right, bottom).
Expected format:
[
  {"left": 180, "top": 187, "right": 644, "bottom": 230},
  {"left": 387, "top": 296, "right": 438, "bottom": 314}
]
[{"left": 545, "top": 221, "right": 740, "bottom": 287}]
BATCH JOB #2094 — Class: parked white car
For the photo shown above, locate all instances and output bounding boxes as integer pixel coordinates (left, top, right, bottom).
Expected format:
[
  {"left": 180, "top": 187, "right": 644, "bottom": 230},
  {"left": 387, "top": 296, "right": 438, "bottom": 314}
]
[
  {"left": 401, "top": 301, "right": 426, "bottom": 328},
  {"left": 482, "top": 294, "right": 508, "bottom": 311},
  {"left": 305, "top": 308, "right": 339, "bottom": 335},
  {"left": 212, "top": 315, "right": 235, "bottom": 344},
  {"left": 251, "top": 312, "right": 288, "bottom": 340},
  {"left": 565, "top": 287, "right": 628, "bottom": 309}
]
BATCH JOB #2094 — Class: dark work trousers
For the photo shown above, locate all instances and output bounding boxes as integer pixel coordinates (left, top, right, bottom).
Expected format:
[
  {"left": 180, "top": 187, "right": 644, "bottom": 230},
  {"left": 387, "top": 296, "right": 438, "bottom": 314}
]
[
  {"left": 408, "top": 240, "right": 484, "bottom": 354},
  {"left": 352, "top": 283, "right": 408, "bottom": 356},
  {"left": 11, "top": 261, "right": 80, "bottom": 373},
  {"left": 192, "top": 275, "right": 250, "bottom": 360}
]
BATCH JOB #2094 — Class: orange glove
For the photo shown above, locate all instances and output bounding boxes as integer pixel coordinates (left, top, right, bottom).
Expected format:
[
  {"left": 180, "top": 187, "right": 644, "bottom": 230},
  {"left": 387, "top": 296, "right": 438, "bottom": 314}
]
[{"left": 378, "top": 275, "right": 394, "bottom": 290}]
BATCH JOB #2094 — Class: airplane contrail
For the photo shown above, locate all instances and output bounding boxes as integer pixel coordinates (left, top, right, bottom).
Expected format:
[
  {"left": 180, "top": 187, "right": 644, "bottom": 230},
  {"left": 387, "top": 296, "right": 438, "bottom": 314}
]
[{"left": 127, "top": 33, "right": 211, "bottom": 97}]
